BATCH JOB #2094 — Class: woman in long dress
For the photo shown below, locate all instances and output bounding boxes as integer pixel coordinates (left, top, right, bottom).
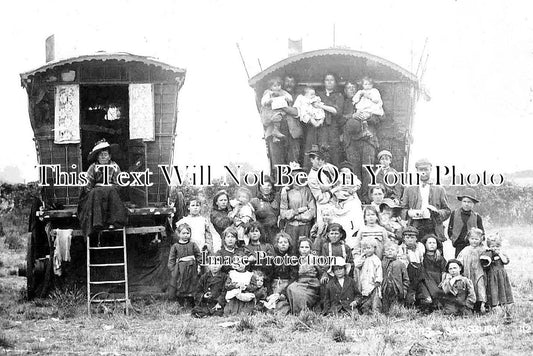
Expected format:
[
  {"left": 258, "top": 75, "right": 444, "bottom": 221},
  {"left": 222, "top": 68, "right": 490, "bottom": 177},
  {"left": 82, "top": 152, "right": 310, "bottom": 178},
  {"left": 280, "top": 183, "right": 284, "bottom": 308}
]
[{"left": 78, "top": 139, "right": 127, "bottom": 236}]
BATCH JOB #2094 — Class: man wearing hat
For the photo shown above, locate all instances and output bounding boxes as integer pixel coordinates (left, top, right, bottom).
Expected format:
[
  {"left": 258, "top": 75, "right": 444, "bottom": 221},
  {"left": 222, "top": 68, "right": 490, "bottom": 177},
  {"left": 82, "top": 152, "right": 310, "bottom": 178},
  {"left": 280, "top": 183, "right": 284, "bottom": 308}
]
[
  {"left": 400, "top": 158, "right": 451, "bottom": 244},
  {"left": 374, "top": 150, "right": 403, "bottom": 202},
  {"left": 447, "top": 188, "right": 484, "bottom": 257},
  {"left": 279, "top": 162, "right": 317, "bottom": 242}
]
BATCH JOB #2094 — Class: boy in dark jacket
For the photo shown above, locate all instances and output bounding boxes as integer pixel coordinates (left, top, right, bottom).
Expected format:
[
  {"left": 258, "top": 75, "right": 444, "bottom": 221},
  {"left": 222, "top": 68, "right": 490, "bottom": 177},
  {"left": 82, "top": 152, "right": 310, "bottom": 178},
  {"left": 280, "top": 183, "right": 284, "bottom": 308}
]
[
  {"left": 193, "top": 262, "right": 226, "bottom": 317},
  {"left": 381, "top": 241, "right": 409, "bottom": 313},
  {"left": 323, "top": 257, "right": 361, "bottom": 315}
]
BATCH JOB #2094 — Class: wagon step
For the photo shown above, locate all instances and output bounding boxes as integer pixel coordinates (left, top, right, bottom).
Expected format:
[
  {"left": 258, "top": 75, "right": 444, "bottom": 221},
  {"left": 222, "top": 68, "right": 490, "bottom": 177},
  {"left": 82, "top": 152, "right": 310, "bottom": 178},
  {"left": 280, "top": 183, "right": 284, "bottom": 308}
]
[
  {"left": 88, "top": 246, "right": 124, "bottom": 250},
  {"left": 90, "top": 298, "right": 127, "bottom": 303},
  {"left": 87, "top": 227, "right": 130, "bottom": 316},
  {"left": 89, "top": 280, "right": 126, "bottom": 284},
  {"left": 89, "top": 263, "right": 125, "bottom": 267}
]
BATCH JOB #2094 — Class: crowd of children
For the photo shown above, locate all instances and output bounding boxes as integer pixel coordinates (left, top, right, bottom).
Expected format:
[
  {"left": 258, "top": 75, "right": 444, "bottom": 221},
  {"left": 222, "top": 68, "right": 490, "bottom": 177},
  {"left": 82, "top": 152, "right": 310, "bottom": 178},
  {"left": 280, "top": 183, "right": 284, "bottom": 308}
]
[{"left": 167, "top": 182, "right": 513, "bottom": 318}]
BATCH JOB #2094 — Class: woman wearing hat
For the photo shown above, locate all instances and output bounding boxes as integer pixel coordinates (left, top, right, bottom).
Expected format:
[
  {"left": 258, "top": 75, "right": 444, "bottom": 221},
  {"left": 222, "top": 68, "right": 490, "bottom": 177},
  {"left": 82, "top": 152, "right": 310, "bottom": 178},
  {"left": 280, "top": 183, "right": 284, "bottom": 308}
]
[
  {"left": 77, "top": 139, "right": 128, "bottom": 236},
  {"left": 447, "top": 188, "right": 484, "bottom": 257}
]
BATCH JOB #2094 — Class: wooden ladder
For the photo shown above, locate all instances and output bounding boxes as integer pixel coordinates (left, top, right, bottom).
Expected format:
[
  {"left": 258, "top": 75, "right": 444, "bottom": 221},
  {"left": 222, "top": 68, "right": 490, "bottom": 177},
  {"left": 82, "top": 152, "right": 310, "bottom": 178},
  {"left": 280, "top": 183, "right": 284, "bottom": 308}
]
[{"left": 86, "top": 228, "right": 130, "bottom": 316}]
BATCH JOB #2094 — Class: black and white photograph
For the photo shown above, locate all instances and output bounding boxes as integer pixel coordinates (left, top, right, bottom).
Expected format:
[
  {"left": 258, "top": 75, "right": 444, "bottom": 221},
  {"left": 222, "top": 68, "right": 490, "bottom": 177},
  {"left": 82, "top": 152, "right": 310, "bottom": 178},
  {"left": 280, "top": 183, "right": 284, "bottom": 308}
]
[{"left": 0, "top": 0, "right": 532, "bottom": 355}]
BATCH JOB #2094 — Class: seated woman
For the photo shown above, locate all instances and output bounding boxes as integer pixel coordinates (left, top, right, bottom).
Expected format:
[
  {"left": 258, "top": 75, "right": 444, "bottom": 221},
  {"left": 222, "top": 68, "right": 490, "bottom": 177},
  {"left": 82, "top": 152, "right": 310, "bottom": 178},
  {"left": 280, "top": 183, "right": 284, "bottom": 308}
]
[
  {"left": 286, "top": 238, "right": 323, "bottom": 314},
  {"left": 78, "top": 139, "right": 128, "bottom": 236}
]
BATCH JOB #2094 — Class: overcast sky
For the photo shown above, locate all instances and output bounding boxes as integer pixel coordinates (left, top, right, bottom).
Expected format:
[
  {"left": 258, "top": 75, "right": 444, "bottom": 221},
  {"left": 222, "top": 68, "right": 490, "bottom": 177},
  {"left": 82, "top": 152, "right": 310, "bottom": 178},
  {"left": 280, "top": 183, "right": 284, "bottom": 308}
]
[{"left": 0, "top": 0, "right": 532, "bottom": 182}]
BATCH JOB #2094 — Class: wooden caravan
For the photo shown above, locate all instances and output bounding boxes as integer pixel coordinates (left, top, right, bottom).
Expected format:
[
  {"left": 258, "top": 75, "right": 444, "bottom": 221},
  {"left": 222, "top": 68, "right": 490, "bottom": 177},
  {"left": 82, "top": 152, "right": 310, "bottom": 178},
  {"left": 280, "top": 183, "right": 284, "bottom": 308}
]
[
  {"left": 248, "top": 48, "right": 419, "bottom": 174},
  {"left": 20, "top": 53, "right": 186, "bottom": 303}
]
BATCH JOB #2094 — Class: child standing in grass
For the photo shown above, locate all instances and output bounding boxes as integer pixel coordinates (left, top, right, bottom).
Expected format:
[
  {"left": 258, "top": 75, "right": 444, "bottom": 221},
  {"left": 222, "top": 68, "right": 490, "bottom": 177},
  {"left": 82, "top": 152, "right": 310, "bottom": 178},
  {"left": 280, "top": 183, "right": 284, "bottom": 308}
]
[
  {"left": 381, "top": 242, "right": 409, "bottom": 313},
  {"left": 457, "top": 227, "right": 487, "bottom": 313},
  {"left": 484, "top": 234, "right": 514, "bottom": 309},
  {"left": 167, "top": 223, "right": 202, "bottom": 306},
  {"left": 354, "top": 239, "right": 383, "bottom": 314},
  {"left": 398, "top": 226, "right": 426, "bottom": 307},
  {"left": 439, "top": 259, "right": 476, "bottom": 315}
]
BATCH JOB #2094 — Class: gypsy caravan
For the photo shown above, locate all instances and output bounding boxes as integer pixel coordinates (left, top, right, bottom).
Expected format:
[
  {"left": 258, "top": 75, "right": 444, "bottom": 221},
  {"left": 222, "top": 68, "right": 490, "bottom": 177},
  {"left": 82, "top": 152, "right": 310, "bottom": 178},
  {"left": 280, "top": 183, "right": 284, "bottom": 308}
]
[
  {"left": 20, "top": 53, "right": 186, "bottom": 314},
  {"left": 248, "top": 48, "right": 420, "bottom": 186}
]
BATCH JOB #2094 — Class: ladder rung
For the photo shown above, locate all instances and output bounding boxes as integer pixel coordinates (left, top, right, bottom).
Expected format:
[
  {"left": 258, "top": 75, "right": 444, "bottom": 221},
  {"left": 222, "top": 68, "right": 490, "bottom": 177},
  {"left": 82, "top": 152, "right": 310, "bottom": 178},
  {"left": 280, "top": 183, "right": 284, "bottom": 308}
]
[
  {"left": 90, "top": 298, "right": 127, "bottom": 303},
  {"left": 99, "top": 228, "right": 125, "bottom": 232},
  {"left": 89, "top": 263, "right": 125, "bottom": 267},
  {"left": 89, "top": 280, "right": 126, "bottom": 284},
  {"left": 88, "top": 246, "right": 124, "bottom": 250}
]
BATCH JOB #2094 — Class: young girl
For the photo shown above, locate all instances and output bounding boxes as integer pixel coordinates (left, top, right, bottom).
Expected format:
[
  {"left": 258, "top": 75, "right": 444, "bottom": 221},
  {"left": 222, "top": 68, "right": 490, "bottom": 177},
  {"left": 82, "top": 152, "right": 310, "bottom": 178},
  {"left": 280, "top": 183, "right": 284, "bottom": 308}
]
[
  {"left": 244, "top": 222, "right": 275, "bottom": 274},
  {"left": 398, "top": 227, "right": 426, "bottom": 307},
  {"left": 354, "top": 239, "right": 383, "bottom": 314},
  {"left": 420, "top": 234, "right": 447, "bottom": 311},
  {"left": 353, "top": 206, "right": 388, "bottom": 259},
  {"left": 286, "top": 238, "right": 323, "bottom": 314},
  {"left": 260, "top": 76, "right": 293, "bottom": 142},
  {"left": 439, "top": 259, "right": 476, "bottom": 316},
  {"left": 352, "top": 76, "right": 384, "bottom": 138},
  {"left": 381, "top": 242, "right": 409, "bottom": 314},
  {"left": 310, "top": 206, "right": 333, "bottom": 255},
  {"left": 264, "top": 232, "right": 296, "bottom": 314},
  {"left": 176, "top": 198, "right": 213, "bottom": 253},
  {"left": 228, "top": 187, "right": 256, "bottom": 246},
  {"left": 294, "top": 86, "right": 326, "bottom": 127},
  {"left": 484, "top": 234, "right": 513, "bottom": 308},
  {"left": 216, "top": 226, "right": 245, "bottom": 273},
  {"left": 457, "top": 227, "right": 487, "bottom": 313},
  {"left": 167, "top": 223, "right": 202, "bottom": 306},
  {"left": 223, "top": 260, "right": 258, "bottom": 316}
]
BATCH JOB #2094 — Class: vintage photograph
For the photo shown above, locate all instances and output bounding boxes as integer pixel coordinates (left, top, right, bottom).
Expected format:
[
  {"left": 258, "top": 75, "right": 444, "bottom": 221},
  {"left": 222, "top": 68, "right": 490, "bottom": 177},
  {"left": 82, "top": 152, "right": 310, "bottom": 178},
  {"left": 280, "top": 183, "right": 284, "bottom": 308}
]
[{"left": 0, "top": 0, "right": 532, "bottom": 355}]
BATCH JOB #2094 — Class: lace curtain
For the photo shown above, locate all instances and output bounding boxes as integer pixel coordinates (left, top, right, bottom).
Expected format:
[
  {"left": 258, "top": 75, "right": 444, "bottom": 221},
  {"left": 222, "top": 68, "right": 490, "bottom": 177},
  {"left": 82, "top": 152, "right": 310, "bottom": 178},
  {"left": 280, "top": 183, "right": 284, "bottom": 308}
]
[
  {"left": 129, "top": 84, "right": 155, "bottom": 141},
  {"left": 54, "top": 85, "right": 80, "bottom": 144}
]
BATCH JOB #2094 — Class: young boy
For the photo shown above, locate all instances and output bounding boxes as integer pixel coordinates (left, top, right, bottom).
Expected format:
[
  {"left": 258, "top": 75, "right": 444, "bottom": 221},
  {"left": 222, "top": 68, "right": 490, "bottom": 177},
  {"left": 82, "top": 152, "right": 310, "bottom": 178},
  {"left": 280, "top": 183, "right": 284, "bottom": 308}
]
[
  {"left": 381, "top": 242, "right": 409, "bottom": 313},
  {"left": 176, "top": 199, "right": 213, "bottom": 253},
  {"left": 374, "top": 150, "right": 402, "bottom": 202},
  {"left": 398, "top": 226, "right": 426, "bottom": 307},
  {"left": 354, "top": 239, "right": 383, "bottom": 314},
  {"left": 194, "top": 261, "right": 227, "bottom": 316},
  {"left": 447, "top": 188, "right": 484, "bottom": 257},
  {"left": 323, "top": 257, "right": 360, "bottom": 315}
]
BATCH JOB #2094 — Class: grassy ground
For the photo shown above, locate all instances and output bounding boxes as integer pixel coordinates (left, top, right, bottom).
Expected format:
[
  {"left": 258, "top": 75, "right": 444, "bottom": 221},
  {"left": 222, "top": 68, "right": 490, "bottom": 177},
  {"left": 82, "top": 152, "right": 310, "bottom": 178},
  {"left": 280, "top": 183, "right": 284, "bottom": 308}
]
[{"left": 1, "top": 225, "right": 533, "bottom": 355}]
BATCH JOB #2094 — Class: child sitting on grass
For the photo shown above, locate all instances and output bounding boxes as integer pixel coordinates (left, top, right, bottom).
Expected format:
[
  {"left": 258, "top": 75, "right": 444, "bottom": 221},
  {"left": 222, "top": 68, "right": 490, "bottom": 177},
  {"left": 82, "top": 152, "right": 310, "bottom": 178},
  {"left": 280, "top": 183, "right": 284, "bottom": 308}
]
[
  {"left": 323, "top": 257, "right": 360, "bottom": 315},
  {"left": 439, "top": 259, "right": 476, "bottom": 316},
  {"left": 193, "top": 261, "right": 226, "bottom": 317}
]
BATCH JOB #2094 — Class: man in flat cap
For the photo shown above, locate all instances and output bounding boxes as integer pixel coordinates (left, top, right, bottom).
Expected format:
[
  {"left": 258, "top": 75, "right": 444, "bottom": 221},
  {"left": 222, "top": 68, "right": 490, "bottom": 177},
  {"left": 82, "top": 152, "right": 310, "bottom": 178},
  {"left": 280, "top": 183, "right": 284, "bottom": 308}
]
[{"left": 400, "top": 158, "right": 451, "bottom": 245}]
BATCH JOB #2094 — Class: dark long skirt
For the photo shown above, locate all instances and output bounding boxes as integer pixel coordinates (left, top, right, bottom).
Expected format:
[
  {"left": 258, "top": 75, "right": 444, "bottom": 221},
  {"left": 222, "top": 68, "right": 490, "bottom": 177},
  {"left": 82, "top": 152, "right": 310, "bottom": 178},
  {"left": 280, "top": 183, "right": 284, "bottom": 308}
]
[
  {"left": 78, "top": 186, "right": 128, "bottom": 236},
  {"left": 168, "top": 260, "right": 199, "bottom": 299}
]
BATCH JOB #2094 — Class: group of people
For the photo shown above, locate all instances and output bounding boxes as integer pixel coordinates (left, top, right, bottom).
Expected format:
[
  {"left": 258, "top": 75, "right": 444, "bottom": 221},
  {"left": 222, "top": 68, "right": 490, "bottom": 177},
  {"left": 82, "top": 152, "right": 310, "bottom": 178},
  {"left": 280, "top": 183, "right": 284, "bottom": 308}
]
[
  {"left": 260, "top": 73, "right": 384, "bottom": 200},
  {"left": 167, "top": 156, "right": 514, "bottom": 318},
  {"left": 75, "top": 132, "right": 513, "bottom": 319}
]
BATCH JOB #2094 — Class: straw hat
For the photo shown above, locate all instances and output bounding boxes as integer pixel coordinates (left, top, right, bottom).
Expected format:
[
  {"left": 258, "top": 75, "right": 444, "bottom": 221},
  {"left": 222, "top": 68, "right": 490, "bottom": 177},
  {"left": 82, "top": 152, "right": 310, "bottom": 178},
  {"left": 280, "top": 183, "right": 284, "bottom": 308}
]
[
  {"left": 328, "top": 256, "right": 352, "bottom": 276},
  {"left": 87, "top": 139, "right": 119, "bottom": 162}
]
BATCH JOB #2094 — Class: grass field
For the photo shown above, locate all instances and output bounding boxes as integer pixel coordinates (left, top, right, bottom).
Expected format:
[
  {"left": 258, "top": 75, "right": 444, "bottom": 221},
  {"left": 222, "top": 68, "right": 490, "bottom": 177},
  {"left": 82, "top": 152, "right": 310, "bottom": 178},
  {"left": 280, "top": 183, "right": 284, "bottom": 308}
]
[{"left": 1, "top": 225, "right": 533, "bottom": 355}]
